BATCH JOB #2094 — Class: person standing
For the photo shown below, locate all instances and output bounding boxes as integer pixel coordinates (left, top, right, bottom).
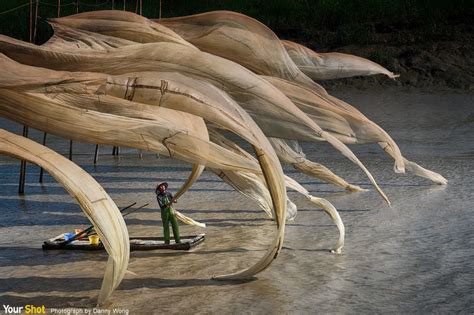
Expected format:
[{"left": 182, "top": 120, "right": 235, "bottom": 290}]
[{"left": 156, "top": 182, "right": 181, "bottom": 244}]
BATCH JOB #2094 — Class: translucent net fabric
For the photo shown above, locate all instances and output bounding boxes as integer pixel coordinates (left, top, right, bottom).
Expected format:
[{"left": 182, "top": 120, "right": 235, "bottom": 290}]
[
  {"left": 282, "top": 39, "right": 399, "bottom": 80},
  {"left": 158, "top": 11, "right": 326, "bottom": 93},
  {"left": 209, "top": 129, "right": 345, "bottom": 253},
  {"left": 49, "top": 10, "right": 195, "bottom": 48},
  {"left": 0, "top": 49, "right": 288, "bottom": 284},
  {"left": 0, "top": 129, "right": 129, "bottom": 305},
  {"left": 0, "top": 9, "right": 447, "bottom": 304},
  {"left": 264, "top": 76, "right": 447, "bottom": 184}
]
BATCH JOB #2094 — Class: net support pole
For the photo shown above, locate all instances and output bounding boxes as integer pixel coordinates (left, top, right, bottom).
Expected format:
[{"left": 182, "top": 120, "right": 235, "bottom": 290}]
[
  {"left": 39, "top": 132, "right": 47, "bottom": 182},
  {"left": 18, "top": 126, "right": 29, "bottom": 194}
]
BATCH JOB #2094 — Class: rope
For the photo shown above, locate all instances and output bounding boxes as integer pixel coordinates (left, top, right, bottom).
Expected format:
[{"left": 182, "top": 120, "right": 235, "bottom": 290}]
[
  {"left": 0, "top": 2, "right": 31, "bottom": 15},
  {"left": 38, "top": 1, "right": 75, "bottom": 7},
  {"left": 79, "top": 0, "right": 110, "bottom": 7},
  {"left": 37, "top": 0, "right": 109, "bottom": 8},
  {"left": 33, "top": 0, "right": 40, "bottom": 41},
  {"left": 29, "top": 0, "right": 33, "bottom": 42}
]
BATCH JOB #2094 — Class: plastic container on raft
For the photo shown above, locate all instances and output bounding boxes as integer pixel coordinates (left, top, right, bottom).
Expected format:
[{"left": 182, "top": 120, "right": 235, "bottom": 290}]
[
  {"left": 63, "top": 232, "right": 75, "bottom": 241},
  {"left": 88, "top": 235, "right": 100, "bottom": 245}
]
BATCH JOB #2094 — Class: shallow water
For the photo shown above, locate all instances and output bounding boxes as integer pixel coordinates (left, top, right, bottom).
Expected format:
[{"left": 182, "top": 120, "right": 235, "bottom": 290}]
[{"left": 0, "top": 88, "right": 473, "bottom": 314}]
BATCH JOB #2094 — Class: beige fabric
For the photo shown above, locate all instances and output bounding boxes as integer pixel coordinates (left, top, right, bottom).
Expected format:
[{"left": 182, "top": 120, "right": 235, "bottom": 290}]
[
  {"left": 210, "top": 130, "right": 344, "bottom": 251},
  {"left": 0, "top": 36, "right": 319, "bottom": 141},
  {"left": 0, "top": 9, "right": 434, "bottom": 282},
  {"left": 0, "top": 129, "right": 129, "bottom": 305},
  {"left": 208, "top": 129, "right": 275, "bottom": 217},
  {"left": 269, "top": 137, "right": 365, "bottom": 192},
  {"left": 0, "top": 89, "right": 262, "bottom": 173},
  {"left": 49, "top": 10, "right": 195, "bottom": 48},
  {"left": 44, "top": 23, "right": 136, "bottom": 51},
  {"left": 106, "top": 12, "right": 388, "bottom": 199},
  {"left": 0, "top": 56, "right": 261, "bottom": 228},
  {"left": 36, "top": 22, "right": 359, "bottom": 216},
  {"left": 0, "top": 26, "right": 389, "bottom": 201},
  {"left": 265, "top": 76, "right": 447, "bottom": 184},
  {"left": 0, "top": 55, "right": 264, "bottom": 174},
  {"left": 284, "top": 176, "right": 345, "bottom": 253},
  {"left": 380, "top": 142, "right": 448, "bottom": 184},
  {"left": 0, "top": 52, "right": 288, "bottom": 280},
  {"left": 282, "top": 40, "right": 399, "bottom": 80},
  {"left": 158, "top": 10, "right": 327, "bottom": 94}
]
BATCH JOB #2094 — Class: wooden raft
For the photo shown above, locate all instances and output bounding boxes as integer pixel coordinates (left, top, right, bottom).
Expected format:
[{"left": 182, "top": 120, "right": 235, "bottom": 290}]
[{"left": 42, "top": 234, "right": 205, "bottom": 251}]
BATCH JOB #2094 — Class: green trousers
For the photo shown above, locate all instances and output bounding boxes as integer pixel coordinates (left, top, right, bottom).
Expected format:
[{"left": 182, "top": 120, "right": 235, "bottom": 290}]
[{"left": 161, "top": 206, "right": 180, "bottom": 244}]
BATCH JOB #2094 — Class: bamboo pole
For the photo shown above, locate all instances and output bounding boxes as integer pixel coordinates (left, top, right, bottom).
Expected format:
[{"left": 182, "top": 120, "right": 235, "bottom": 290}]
[
  {"left": 33, "top": 0, "right": 39, "bottom": 42},
  {"left": 39, "top": 132, "right": 47, "bottom": 182},
  {"left": 112, "top": 146, "right": 120, "bottom": 156},
  {"left": 69, "top": 139, "right": 73, "bottom": 160},
  {"left": 18, "top": 126, "right": 29, "bottom": 194},
  {"left": 29, "top": 0, "right": 33, "bottom": 42},
  {"left": 21, "top": 1, "right": 34, "bottom": 193},
  {"left": 94, "top": 145, "right": 100, "bottom": 164}
]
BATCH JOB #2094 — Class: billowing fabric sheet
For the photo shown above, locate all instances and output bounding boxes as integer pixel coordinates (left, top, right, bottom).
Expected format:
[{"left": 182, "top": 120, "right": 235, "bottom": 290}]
[
  {"left": 0, "top": 9, "right": 447, "bottom": 299},
  {"left": 0, "top": 129, "right": 129, "bottom": 305},
  {"left": 0, "top": 54, "right": 262, "bottom": 174},
  {"left": 37, "top": 20, "right": 368, "bottom": 217},
  {"left": 282, "top": 40, "right": 399, "bottom": 80},
  {"left": 265, "top": 76, "right": 447, "bottom": 184},
  {"left": 269, "top": 137, "right": 365, "bottom": 191},
  {"left": 0, "top": 35, "right": 389, "bottom": 202},
  {"left": 44, "top": 23, "right": 137, "bottom": 51},
  {"left": 210, "top": 129, "right": 345, "bottom": 252},
  {"left": 49, "top": 10, "right": 195, "bottom": 48},
  {"left": 0, "top": 53, "right": 288, "bottom": 281},
  {"left": 1, "top": 28, "right": 393, "bottom": 197},
  {"left": 158, "top": 10, "right": 327, "bottom": 94}
]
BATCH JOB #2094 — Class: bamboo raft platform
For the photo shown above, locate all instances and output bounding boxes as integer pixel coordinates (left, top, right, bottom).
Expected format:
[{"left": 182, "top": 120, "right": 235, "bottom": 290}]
[{"left": 43, "top": 233, "right": 205, "bottom": 251}]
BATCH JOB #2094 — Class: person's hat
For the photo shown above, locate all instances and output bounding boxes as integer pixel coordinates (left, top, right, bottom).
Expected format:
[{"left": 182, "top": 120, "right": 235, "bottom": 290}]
[{"left": 157, "top": 182, "right": 168, "bottom": 190}]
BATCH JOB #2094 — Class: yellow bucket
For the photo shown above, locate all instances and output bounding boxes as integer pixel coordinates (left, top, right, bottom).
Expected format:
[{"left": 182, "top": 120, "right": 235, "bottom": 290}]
[{"left": 88, "top": 235, "right": 100, "bottom": 245}]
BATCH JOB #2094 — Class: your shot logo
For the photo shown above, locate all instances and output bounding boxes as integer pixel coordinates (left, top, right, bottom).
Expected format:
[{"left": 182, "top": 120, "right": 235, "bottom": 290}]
[
  {"left": 2, "top": 305, "right": 129, "bottom": 315},
  {"left": 3, "top": 304, "right": 46, "bottom": 314}
]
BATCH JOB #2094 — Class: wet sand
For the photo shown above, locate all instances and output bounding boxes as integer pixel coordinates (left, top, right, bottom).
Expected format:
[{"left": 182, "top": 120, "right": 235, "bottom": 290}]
[{"left": 0, "top": 87, "right": 473, "bottom": 313}]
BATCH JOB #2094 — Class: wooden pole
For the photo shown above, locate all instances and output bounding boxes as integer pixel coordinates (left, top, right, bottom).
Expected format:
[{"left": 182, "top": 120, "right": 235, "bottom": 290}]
[
  {"left": 29, "top": 0, "right": 33, "bottom": 42},
  {"left": 39, "top": 132, "right": 47, "bottom": 182},
  {"left": 94, "top": 145, "right": 100, "bottom": 164},
  {"left": 140, "top": 0, "right": 142, "bottom": 15},
  {"left": 112, "top": 146, "right": 121, "bottom": 156},
  {"left": 18, "top": 126, "right": 29, "bottom": 194},
  {"left": 159, "top": 0, "right": 162, "bottom": 19},
  {"left": 22, "top": 1, "right": 34, "bottom": 193},
  {"left": 57, "top": 0, "right": 60, "bottom": 18},
  {"left": 112, "top": 0, "right": 115, "bottom": 10},
  {"left": 135, "top": 0, "right": 138, "bottom": 13},
  {"left": 123, "top": 0, "right": 126, "bottom": 11},
  {"left": 69, "top": 139, "right": 73, "bottom": 160},
  {"left": 33, "top": 0, "right": 39, "bottom": 42}
]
